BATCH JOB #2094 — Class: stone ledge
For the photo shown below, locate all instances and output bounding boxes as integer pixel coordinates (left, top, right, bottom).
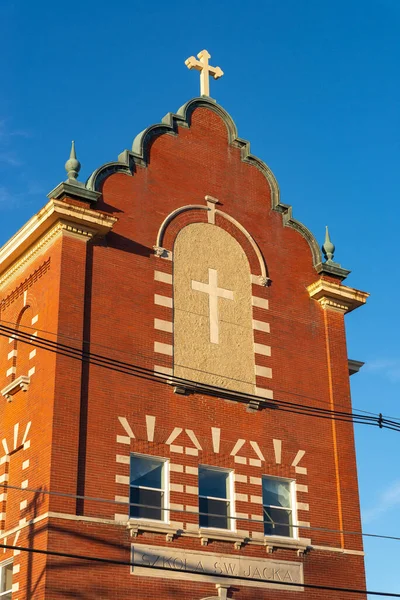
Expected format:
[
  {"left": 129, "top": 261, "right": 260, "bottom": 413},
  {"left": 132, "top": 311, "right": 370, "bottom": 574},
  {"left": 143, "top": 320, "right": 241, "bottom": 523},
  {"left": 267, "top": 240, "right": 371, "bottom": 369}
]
[
  {"left": 126, "top": 520, "right": 311, "bottom": 553},
  {"left": 1, "top": 376, "right": 30, "bottom": 402},
  {"left": 307, "top": 279, "right": 369, "bottom": 314}
]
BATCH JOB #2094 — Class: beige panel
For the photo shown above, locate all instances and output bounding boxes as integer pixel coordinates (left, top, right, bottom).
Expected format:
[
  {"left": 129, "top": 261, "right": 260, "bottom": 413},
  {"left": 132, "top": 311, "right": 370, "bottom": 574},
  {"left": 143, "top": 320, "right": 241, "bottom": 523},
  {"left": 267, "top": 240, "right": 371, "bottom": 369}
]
[{"left": 174, "top": 223, "right": 255, "bottom": 393}]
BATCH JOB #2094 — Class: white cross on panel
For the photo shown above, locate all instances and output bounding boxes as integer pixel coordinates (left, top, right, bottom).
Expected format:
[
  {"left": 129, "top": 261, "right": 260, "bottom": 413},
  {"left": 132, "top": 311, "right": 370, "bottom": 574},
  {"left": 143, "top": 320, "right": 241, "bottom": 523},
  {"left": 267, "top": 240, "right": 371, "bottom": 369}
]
[{"left": 191, "top": 268, "right": 233, "bottom": 344}]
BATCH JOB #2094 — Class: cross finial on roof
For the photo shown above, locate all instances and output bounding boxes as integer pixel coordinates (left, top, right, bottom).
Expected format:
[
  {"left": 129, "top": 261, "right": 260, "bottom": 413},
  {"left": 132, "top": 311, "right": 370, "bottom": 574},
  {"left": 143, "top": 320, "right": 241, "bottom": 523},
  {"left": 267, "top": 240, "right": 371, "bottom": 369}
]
[{"left": 185, "top": 49, "right": 224, "bottom": 97}]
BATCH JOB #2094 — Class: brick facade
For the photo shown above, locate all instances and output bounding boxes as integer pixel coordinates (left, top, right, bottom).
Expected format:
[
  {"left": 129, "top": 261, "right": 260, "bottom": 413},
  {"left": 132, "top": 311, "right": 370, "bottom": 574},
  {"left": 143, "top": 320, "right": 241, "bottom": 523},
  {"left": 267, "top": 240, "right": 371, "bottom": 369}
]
[{"left": 0, "top": 98, "right": 367, "bottom": 598}]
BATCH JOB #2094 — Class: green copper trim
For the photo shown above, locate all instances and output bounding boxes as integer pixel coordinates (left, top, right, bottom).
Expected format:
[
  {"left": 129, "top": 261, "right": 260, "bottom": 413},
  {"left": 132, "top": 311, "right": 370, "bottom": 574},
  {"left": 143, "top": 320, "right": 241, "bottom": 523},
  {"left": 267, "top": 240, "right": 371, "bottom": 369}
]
[{"left": 85, "top": 97, "right": 348, "bottom": 276}]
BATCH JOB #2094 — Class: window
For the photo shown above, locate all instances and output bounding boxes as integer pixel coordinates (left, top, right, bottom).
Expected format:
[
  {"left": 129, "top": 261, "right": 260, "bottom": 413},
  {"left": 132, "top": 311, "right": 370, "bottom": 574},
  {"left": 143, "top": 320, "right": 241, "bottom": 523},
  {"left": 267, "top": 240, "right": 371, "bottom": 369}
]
[
  {"left": 262, "top": 476, "right": 295, "bottom": 538},
  {"left": 199, "top": 466, "right": 233, "bottom": 530},
  {"left": 130, "top": 454, "right": 168, "bottom": 521},
  {"left": 0, "top": 560, "right": 12, "bottom": 600}
]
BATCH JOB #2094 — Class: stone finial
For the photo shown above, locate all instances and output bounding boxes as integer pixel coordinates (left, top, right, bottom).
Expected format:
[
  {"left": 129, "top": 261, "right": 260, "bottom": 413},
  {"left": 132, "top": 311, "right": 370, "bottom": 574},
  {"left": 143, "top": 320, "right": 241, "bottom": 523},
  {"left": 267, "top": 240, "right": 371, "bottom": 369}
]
[
  {"left": 65, "top": 141, "right": 81, "bottom": 181},
  {"left": 322, "top": 226, "right": 335, "bottom": 264}
]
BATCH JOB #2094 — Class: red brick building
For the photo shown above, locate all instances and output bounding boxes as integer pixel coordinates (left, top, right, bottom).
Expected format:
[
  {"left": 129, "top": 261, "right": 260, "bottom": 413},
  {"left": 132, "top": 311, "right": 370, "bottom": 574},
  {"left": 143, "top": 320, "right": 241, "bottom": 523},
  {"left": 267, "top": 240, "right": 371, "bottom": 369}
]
[{"left": 0, "top": 89, "right": 368, "bottom": 598}]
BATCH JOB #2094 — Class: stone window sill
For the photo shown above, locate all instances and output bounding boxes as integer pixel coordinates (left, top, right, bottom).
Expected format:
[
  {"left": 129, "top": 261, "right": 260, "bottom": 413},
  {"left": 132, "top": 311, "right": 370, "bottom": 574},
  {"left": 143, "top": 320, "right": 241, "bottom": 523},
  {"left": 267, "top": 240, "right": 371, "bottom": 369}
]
[
  {"left": 264, "top": 535, "right": 312, "bottom": 556},
  {"left": 126, "top": 521, "right": 312, "bottom": 554},
  {"left": 127, "top": 520, "right": 181, "bottom": 542},
  {"left": 1, "top": 376, "right": 30, "bottom": 402}
]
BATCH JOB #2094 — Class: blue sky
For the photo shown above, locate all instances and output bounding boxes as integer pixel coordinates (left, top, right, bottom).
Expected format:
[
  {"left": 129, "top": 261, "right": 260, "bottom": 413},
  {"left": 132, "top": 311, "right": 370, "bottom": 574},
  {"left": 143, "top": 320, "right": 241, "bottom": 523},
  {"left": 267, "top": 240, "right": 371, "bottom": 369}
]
[{"left": 1, "top": 0, "right": 399, "bottom": 595}]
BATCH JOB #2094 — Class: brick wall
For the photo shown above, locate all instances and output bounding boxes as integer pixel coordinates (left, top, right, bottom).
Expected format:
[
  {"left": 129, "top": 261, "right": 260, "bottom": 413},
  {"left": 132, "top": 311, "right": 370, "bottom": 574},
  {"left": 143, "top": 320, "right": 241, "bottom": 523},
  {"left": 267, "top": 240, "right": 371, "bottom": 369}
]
[{"left": 0, "top": 101, "right": 367, "bottom": 599}]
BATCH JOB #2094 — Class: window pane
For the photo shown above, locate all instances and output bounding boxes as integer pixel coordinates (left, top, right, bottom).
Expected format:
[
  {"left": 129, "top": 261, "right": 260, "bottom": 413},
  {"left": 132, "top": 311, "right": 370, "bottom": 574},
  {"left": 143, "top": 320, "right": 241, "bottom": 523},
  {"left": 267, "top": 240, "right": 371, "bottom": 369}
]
[
  {"left": 262, "top": 478, "right": 291, "bottom": 508},
  {"left": 0, "top": 564, "right": 12, "bottom": 593},
  {"left": 199, "top": 497, "right": 229, "bottom": 529},
  {"left": 130, "top": 487, "right": 163, "bottom": 520},
  {"left": 199, "top": 467, "right": 229, "bottom": 499},
  {"left": 130, "top": 456, "right": 163, "bottom": 489},
  {"left": 264, "top": 507, "right": 292, "bottom": 537}
]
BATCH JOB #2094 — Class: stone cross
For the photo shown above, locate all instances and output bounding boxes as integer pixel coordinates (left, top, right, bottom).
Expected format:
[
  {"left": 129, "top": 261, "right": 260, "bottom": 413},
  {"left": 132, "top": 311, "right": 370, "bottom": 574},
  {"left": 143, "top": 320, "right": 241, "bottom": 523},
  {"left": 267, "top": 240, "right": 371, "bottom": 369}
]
[
  {"left": 185, "top": 49, "right": 224, "bottom": 96},
  {"left": 191, "top": 268, "right": 233, "bottom": 344}
]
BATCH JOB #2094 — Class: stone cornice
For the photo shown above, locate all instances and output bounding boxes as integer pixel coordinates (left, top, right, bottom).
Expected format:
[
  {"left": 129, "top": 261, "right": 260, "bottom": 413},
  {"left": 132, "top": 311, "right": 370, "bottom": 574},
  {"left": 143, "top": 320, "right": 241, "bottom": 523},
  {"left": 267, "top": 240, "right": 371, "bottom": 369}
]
[
  {"left": 0, "top": 199, "right": 117, "bottom": 286},
  {"left": 307, "top": 279, "right": 369, "bottom": 314}
]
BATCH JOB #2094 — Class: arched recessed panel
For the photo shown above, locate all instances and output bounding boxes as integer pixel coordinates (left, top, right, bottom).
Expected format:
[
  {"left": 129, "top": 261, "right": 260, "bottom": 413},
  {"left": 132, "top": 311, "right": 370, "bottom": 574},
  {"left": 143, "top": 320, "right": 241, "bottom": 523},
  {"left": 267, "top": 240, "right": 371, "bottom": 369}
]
[{"left": 174, "top": 223, "right": 255, "bottom": 393}]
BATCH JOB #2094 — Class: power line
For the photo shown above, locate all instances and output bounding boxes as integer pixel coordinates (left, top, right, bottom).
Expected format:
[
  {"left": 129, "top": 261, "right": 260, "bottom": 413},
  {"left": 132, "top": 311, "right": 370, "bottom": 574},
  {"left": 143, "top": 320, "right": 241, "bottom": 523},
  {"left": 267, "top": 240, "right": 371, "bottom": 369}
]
[
  {"left": 0, "top": 317, "right": 394, "bottom": 420},
  {"left": 0, "top": 541, "right": 397, "bottom": 597},
  {"left": 3, "top": 481, "right": 400, "bottom": 544},
  {"left": 1, "top": 322, "right": 399, "bottom": 433}
]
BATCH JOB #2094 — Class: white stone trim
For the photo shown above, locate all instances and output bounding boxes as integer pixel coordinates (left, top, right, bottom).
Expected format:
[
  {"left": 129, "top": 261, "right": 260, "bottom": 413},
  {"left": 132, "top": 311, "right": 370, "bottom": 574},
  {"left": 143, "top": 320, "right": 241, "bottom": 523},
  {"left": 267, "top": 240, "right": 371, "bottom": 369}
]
[
  {"left": 154, "top": 294, "right": 173, "bottom": 308},
  {"left": 254, "top": 343, "right": 271, "bottom": 356},
  {"left": 170, "top": 503, "right": 184, "bottom": 511},
  {"left": 170, "top": 483, "right": 184, "bottom": 493},
  {"left": 297, "top": 520, "right": 310, "bottom": 528},
  {"left": 292, "top": 449, "right": 305, "bottom": 467},
  {"left": 146, "top": 415, "right": 156, "bottom": 442},
  {"left": 170, "top": 445, "right": 183, "bottom": 454},
  {"left": 234, "top": 456, "right": 247, "bottom": 465},
  {"left": 6, "top": 367, "right": 16, "bottom": 377},
  {"left": 31, "top": 315, "right": 38, "bottom": 325},
  {"left": 296, "top": 484, "right": 308, "bottom": 493},
  {"left": 249, "top": 441, "right": 265, "bottom": 462},
  {"left": 154, "top": 271, "right": 172, "bottom": 284},
  {"left": 297, "top": 503, "right": 309, "bottom": 511},
  {"left": 234, "top": 474, "right": 247, "bottom": 483},
  {"left": 185, "top": 486, "right": 198, "bottom": 495},
  {"left": 115, "top": 475, "right": 129, "bottom": 485},
  {"left": 255, "top": 365, "right": 272, "bottom": 378},
  {"left": 154, "top": 342, "right": 173, "bottom": 356},
  {"left": 116, "top": 455, "right": 130, "bottom": 464},
  {"left": 22, "top": 460, "right": 29, "bottom": 470},
  {"left": 21, "top": 480, "right": 28, "bottom": 489},
  {"left": 230, "top": 439, "right": 245, "bottom": 456},
  {"left": 117, "top": 436, "right": 130, "bottom": 445},
  {"left": 211, "top": 427, "right": 220, "bottom": 453},
  {"left": 273, "top": 439, "right": 282, "bottom": 464},
  {"left": 249, "top": 477, "right": 261, "bottom": 486},
  {"left": 250, "top": 496, "right": 263, "bottom": 504},
  {"left": 7, "top": 350, "right": 17, "bottom": 360},
  {"left": 118, "top": 417, "right": 135, "bottom": 439},
  {"left": 255, "top": 387, "right": 273, "bottom": 399},
  {"left": 0, "top": 511, "right": 365, "bottom": 556},
  {"left": 295, "top": 466, "right": 307, "bottom": 475},
  {"left": 235, "top": 493, "right": 248, "bottom": 502},
  {"left": 29, "top": 349, "right": 36, "bottom": 360},
  {"left": 251, "top": 297, "right": 269, "bottom": 310},
  {"left": 235, "top": 512, "right": 249, "bottom": 520},
  {"left": 115, "top": 495, "right": 129, "bottom": 504},
  {"left": 170, "top": 464, "right": 184, "bottom": 473},
  {"left": 185, "top": 466, "right": 198, "bottom": 475},
  {"left": 28, "top": 367, "right": 35, "bottom": 377},
  {"left": 252, "top": 319, "right": 270, "bottom": 332},
  {"left": 154, "top": 365, "right": 173, "bottom": 376},
  {"left": 154, "top": 318, "right": 173, "bottom": 333}
]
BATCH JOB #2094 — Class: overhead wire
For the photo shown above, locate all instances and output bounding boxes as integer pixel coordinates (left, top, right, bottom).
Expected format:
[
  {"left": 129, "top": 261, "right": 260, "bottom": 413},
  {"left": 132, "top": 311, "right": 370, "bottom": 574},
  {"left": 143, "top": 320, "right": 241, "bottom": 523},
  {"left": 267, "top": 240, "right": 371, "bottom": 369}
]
[
  {"left": 1, "top": 317, "right": 395, "bottom": 420},
  {"left": 0, "top": 322, "right": 399, "bottom": 432},
  {"left": 3, "top": 482, "right": 400, "bottom": 544},
  {"left": 0, "top": 541, "right": 399, "bottom": 597}
]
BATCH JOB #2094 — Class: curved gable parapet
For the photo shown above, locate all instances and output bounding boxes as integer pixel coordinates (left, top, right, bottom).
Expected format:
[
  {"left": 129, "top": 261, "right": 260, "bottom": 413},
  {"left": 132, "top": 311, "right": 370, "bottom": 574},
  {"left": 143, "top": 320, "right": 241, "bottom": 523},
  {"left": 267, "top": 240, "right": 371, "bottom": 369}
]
[{"left": 84, "top": 96, "right": 346, "bottom": 272}]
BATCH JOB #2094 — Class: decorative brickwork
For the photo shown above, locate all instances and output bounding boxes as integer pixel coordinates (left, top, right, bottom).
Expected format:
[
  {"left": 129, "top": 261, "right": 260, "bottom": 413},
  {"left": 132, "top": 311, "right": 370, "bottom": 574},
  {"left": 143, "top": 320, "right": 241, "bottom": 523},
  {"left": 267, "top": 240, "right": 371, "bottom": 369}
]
[{"left": 0, "top": 98, "right": 368, "bottom": 598}]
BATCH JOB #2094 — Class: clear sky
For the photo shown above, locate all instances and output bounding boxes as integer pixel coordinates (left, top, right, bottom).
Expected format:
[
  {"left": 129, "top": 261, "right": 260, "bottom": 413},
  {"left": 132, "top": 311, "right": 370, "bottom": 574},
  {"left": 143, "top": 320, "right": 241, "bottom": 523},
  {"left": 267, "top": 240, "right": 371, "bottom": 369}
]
[{"left": 1, "top": 0, "right": 399, "bottom": 595}]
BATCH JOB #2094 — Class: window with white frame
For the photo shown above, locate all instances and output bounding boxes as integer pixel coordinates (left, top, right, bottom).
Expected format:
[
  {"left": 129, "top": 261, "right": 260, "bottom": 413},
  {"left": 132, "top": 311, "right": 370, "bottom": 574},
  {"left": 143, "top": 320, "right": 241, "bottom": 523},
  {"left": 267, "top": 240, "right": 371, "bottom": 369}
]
[
  {"left": 262, "top": 476, "right": 296, "bottom": 538},
  {"left": 129, "top": 454, "right": 168, "bottom": 521},
  {"left": 0, "top": 560, "right": 13, "bottom": 600},
  {"left": 198, "top": 466, "right": 233, "bottom": 530}
]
